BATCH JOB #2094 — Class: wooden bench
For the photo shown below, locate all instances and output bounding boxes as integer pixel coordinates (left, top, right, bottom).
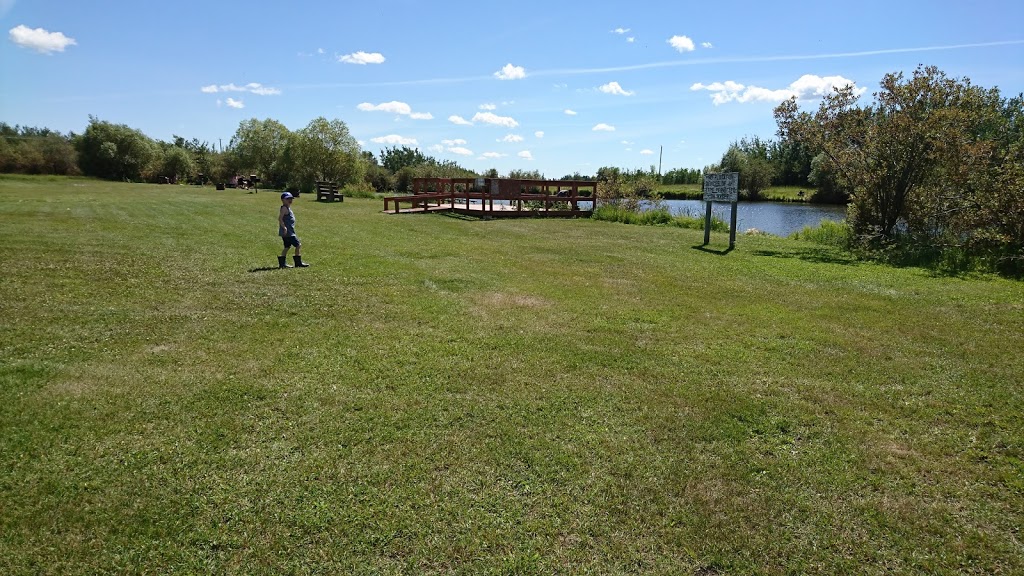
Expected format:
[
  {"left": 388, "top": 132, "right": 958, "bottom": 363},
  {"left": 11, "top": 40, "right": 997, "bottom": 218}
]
[
  {"left": 383, "top": 192, "right": 453, "bottom": 213},
  {"left": 316, "top": 181, "right": 343, "bottom": 202}
]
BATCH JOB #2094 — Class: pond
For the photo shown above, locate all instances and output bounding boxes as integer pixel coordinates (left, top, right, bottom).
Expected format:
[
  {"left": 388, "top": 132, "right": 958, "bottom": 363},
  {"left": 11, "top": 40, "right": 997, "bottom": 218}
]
[{"left": 658, "top": 199, "right": 847, "bottom": 237}]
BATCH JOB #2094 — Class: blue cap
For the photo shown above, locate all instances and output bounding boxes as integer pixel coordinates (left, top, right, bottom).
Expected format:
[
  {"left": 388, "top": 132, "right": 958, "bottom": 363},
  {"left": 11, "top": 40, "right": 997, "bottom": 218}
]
[{"left": 281, "top": 192, "right": 294, "bottom": 200}]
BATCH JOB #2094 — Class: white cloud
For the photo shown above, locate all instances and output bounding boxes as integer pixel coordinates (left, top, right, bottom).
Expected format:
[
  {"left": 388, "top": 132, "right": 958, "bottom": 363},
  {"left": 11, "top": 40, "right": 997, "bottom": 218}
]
[
  {"left": 612, "top": 27, "right": 631, "bottom": 35},
  {"left": 339, "top": 51, "right": 385, "bottom": 65},
  {"left": 640, "top": 149, "right": 655, "bottom": 155},
  {"left": 200, "top": 82, "right": 280, "bottom": 95},
  {"left": 668, "top": 35, "right": 695, "bottom": 53},
  {"left": 371, "top": 134, "right": 418, "bottom": 145},
  {"left": 691, "top": 74, "right": 866, "bottom": 105},
  {"left": 494, "top": 63, "right": 526, "bottom": 80},
  {"left": 518, "top": 151, "right": 534, "bottom": 160},
  {"left": 9, "top": 25, "right": 76, "bottom": 54},
  {"left": 472, "top": 112, "right": 519, "bottom": 128},
  {"left": 702, "top": 42, "right": 713, "bottom": 49},
  {"left": 317, "top": 48, "right": 325, "bottom": 55},
  {"left": 442, "top": 139, "right": 467, "bottom": 146},
  {"left": 224, "top": 98, "right": 245, "bottom": 109},
  {"left": 358, "top": 101, "right": 432, "bottom": 120},
  {"left": 499, "top": 134, "right": 524, "bottom": 143},
  {"left": 448, "top": 147, "right": 474, "bottom": 156},
  {"left": 534, "top": 131, "right": 544, "bottom": 138},
  {"left": 564, "top": 109, "right": 578, "bottom": 115},
  {"left": 599, "top": 81, "right": 634, "bottom": 96},
  {"left": 449, "top": 115, "right": 473, "bottom": 126},
  {"left": 481, "top": 152, "right": 506, "bottom": 159},
  {"left": 621, "top": 140, "right": 634, "bottom": 145},
  {"left": 479, "top": 103, "right": 497, "bottom": 110},
  {"left": 627, "top": 37, "right": 636, "bottom": 43},
  {"left": 593, "top": 123, "right": 616, "bottom": 132},
  {"left": 358, "top": 101, "right": 412, "bottom": 115}
]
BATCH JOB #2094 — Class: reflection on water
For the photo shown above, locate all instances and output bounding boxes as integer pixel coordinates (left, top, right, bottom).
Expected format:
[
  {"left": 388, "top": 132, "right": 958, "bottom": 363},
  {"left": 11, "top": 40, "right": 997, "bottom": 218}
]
[{"left": 658, "top": 200, "right": 847, "bottom": 237}]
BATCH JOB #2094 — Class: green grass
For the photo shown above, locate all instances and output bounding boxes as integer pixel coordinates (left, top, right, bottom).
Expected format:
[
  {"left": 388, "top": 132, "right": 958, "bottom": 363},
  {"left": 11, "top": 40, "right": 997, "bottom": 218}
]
[
  {"left": 657, "top": 184, "right": 818, "bottom": 202},
  {"left": 2, "top": 176, "right": 1023, "bottom": 574},
  {"left": 790, "top": 219, "right": 853, "bottom": 247},
  {"left": 593, "top": 204, "right": 729, "bottom": 231}
]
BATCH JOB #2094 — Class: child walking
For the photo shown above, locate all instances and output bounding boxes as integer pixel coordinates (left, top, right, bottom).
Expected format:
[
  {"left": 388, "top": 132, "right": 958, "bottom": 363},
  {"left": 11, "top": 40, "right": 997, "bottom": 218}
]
[{"left": 278, "top": 192, "right": 309, "bottom": 268}]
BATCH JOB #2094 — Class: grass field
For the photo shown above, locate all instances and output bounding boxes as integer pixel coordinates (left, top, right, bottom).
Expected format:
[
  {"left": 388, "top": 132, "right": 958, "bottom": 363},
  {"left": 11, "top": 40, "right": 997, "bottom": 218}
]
[
  {"left": 657, "top": 184, "right": 815, "bottom": 202},
  {"left": 2, "top": 176, "right": 1022, "bottom": 574}
]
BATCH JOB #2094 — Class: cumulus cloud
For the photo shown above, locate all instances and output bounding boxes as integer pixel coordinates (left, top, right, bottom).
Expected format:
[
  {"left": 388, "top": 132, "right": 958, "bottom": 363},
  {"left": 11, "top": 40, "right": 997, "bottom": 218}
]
[
  {"left": 564, "top": 109, "right": 578, "bottom": 115},
  {"left": 339, "top": 51, "right": 385, "bottom": 65},
  {"left": 599, "top": 81, "right": 634, "bottom": 96},
  {"left": 593, "top": 124, "right": 616, "bottom": 132},
  {"left": 535, "top": 131, "right": 544, "bottom": 138},
  {"left": 702, "top": 42, "right": 713, "bottom": 49},
  {"left": 358, "top": 100, "right": 432, "bottom": 119},
  {"left": 481, "top": 152, "right": 506, "bottom": 159},
  {"left": 691, "top": 74, "right": 866, "bottom": 105},
  {"left": 494, "top": 63, "right": 526, "bottom": 80},
  {"left": 640, "top": 149, "right": 655, "bottom": 155},
  {"left": 627, "top": 37, "right": 636, "bottom": 43},
  {"left": 499, "top": 134, "right": 524, "bottom": 143},
  {"left": 473, "top": 112, "right": 519, "bottom": 128},
  {"left": 358, "top": 101, "right": 412, "bottom": 115},
  {"left": 518, "top": 151, "right": 534, "bottom": 160},
  {"left": 442, "top": 139, "right": 467, "bottom": 146},
  {"left": 668, "top": 35, "right": 695, "bottom": 53},
  {"left": 224, "top": 98, "right": 245, "bottom": 109},
  {"left": 448, "top": 146, "right": 473, "bottom": 156},
  {"left": 479, "top": 103, "right": 497, "bottom": 110},
  {"left": 612, "top": 27, "right": 631, "bottom": 35},
  {"left": 9, "top": 25, "right": 76, "bottom": 54},
  {"left": 372, "top": 134, "right": 418, "bottom": 145},
  {"left": 449, "top": 115, "right": 473, "bottom": 126},
  {"left": 201, "top": 82, "right": 281, "bottom": 95}
]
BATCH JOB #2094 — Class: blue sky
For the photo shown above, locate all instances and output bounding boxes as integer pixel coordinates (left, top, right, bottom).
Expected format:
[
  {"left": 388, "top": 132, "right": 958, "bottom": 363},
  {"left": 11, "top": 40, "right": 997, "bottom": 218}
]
[{"left": 3, "top": 0, "right": 1023, "bottom": 177}]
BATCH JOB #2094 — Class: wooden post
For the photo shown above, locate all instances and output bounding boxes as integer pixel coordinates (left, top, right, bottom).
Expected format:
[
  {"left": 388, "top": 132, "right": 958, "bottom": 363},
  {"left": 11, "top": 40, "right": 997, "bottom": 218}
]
[
  {"left": 703, "top": 201, "right": 713, "bottom": 245},
  {"left": 729, "top": 201, "right": 738, "bottom": 249}
]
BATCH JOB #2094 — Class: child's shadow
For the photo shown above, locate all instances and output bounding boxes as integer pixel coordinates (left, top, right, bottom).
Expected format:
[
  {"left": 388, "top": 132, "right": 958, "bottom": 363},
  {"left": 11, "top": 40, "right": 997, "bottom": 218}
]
[{"left": 248, "top": 266, "right": 282, "bottom": 273}]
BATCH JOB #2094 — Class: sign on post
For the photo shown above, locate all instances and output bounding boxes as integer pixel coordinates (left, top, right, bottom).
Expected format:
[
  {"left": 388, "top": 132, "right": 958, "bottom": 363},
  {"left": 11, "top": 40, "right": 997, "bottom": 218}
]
[
  {"left": 703, "top": 172, "right": 739, "bottom": 203},
  {"left": 702, "top": 172, "right": 740, "bottom": 248}
]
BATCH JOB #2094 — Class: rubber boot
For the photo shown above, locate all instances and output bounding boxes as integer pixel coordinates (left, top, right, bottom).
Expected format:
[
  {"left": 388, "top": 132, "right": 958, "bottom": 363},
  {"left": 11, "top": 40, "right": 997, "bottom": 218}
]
[
  {"left": 278, "top": 256, "right": 292, "bottom": 269},
  {"left": 293, "top": 255, "right": 310, "bottom": 268}
]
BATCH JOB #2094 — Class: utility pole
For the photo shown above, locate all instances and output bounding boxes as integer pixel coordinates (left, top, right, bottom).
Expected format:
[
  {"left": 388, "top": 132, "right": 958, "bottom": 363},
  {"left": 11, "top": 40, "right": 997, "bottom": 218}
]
[{"left": 658, "top": 145, "right": 663, "bottom": 177}]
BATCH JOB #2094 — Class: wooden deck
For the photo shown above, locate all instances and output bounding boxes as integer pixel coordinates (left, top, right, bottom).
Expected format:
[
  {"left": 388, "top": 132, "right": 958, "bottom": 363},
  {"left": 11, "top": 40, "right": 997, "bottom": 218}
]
[{"left": 382, "top": 177, "right": 598, "bottom": 218}]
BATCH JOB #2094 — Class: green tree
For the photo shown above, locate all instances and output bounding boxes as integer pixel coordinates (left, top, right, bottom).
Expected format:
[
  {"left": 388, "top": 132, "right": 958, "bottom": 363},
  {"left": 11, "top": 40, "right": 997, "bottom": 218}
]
[
  {"left": 229, "top": 118, "right": 291, "bottom": 186},
  {"left": 160, "top": 146, "right": 196, "bottom": 182},
  {"left": 379, "top": 146, "right": 428, "bottom": 173},
  {"left": 77, "top": 116, "right": 157, "bottom": 181},
  {"left": 776, "top": 65, "right": 1024, "bottom": 273},
  {"left": 292, "top": 117, "right": 363, "bottom": 191},
  {"left": 717, "top": 136, "right": 776, "bottom": 200}
]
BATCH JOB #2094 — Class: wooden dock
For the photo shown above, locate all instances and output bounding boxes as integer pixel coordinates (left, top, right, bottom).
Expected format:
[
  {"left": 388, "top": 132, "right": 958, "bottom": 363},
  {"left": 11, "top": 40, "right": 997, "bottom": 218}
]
[{"left": 382, "top": 177, "right": 598, "bottom": 218}]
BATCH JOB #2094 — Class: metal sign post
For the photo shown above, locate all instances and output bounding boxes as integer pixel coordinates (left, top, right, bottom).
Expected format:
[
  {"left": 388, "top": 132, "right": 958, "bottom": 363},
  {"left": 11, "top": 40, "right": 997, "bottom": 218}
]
[{"left": 702, "top": 172, "right": 740, "bottom": 249}]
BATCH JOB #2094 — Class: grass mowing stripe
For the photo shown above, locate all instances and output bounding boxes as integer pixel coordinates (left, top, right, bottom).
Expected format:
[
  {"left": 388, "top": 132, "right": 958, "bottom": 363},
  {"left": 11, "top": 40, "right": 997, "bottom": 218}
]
[{"left": 1, "top": 176, "right": 1023, "bottom": 574}]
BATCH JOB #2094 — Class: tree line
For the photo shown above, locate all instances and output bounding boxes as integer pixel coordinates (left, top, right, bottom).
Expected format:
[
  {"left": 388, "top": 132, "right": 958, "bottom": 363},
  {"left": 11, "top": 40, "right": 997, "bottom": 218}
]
[
  {"left": 1, "top": 117, "right": 707, "bottom": 193},
  {"left": 2, "top": 64, "right": 1021, "bottom": 274}
]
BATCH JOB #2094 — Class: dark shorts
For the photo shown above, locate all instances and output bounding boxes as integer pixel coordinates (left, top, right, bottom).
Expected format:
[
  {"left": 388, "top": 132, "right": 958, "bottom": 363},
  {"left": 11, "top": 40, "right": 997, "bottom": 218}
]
[{"left": 282, "top": 235, "right": 301, "bottom": 249}]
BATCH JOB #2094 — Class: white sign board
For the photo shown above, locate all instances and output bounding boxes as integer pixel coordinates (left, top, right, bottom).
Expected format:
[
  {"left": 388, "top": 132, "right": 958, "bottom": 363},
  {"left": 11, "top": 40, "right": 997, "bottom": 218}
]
[{"left": 703, "top": 172, "right": 739, "bottom": 202}]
